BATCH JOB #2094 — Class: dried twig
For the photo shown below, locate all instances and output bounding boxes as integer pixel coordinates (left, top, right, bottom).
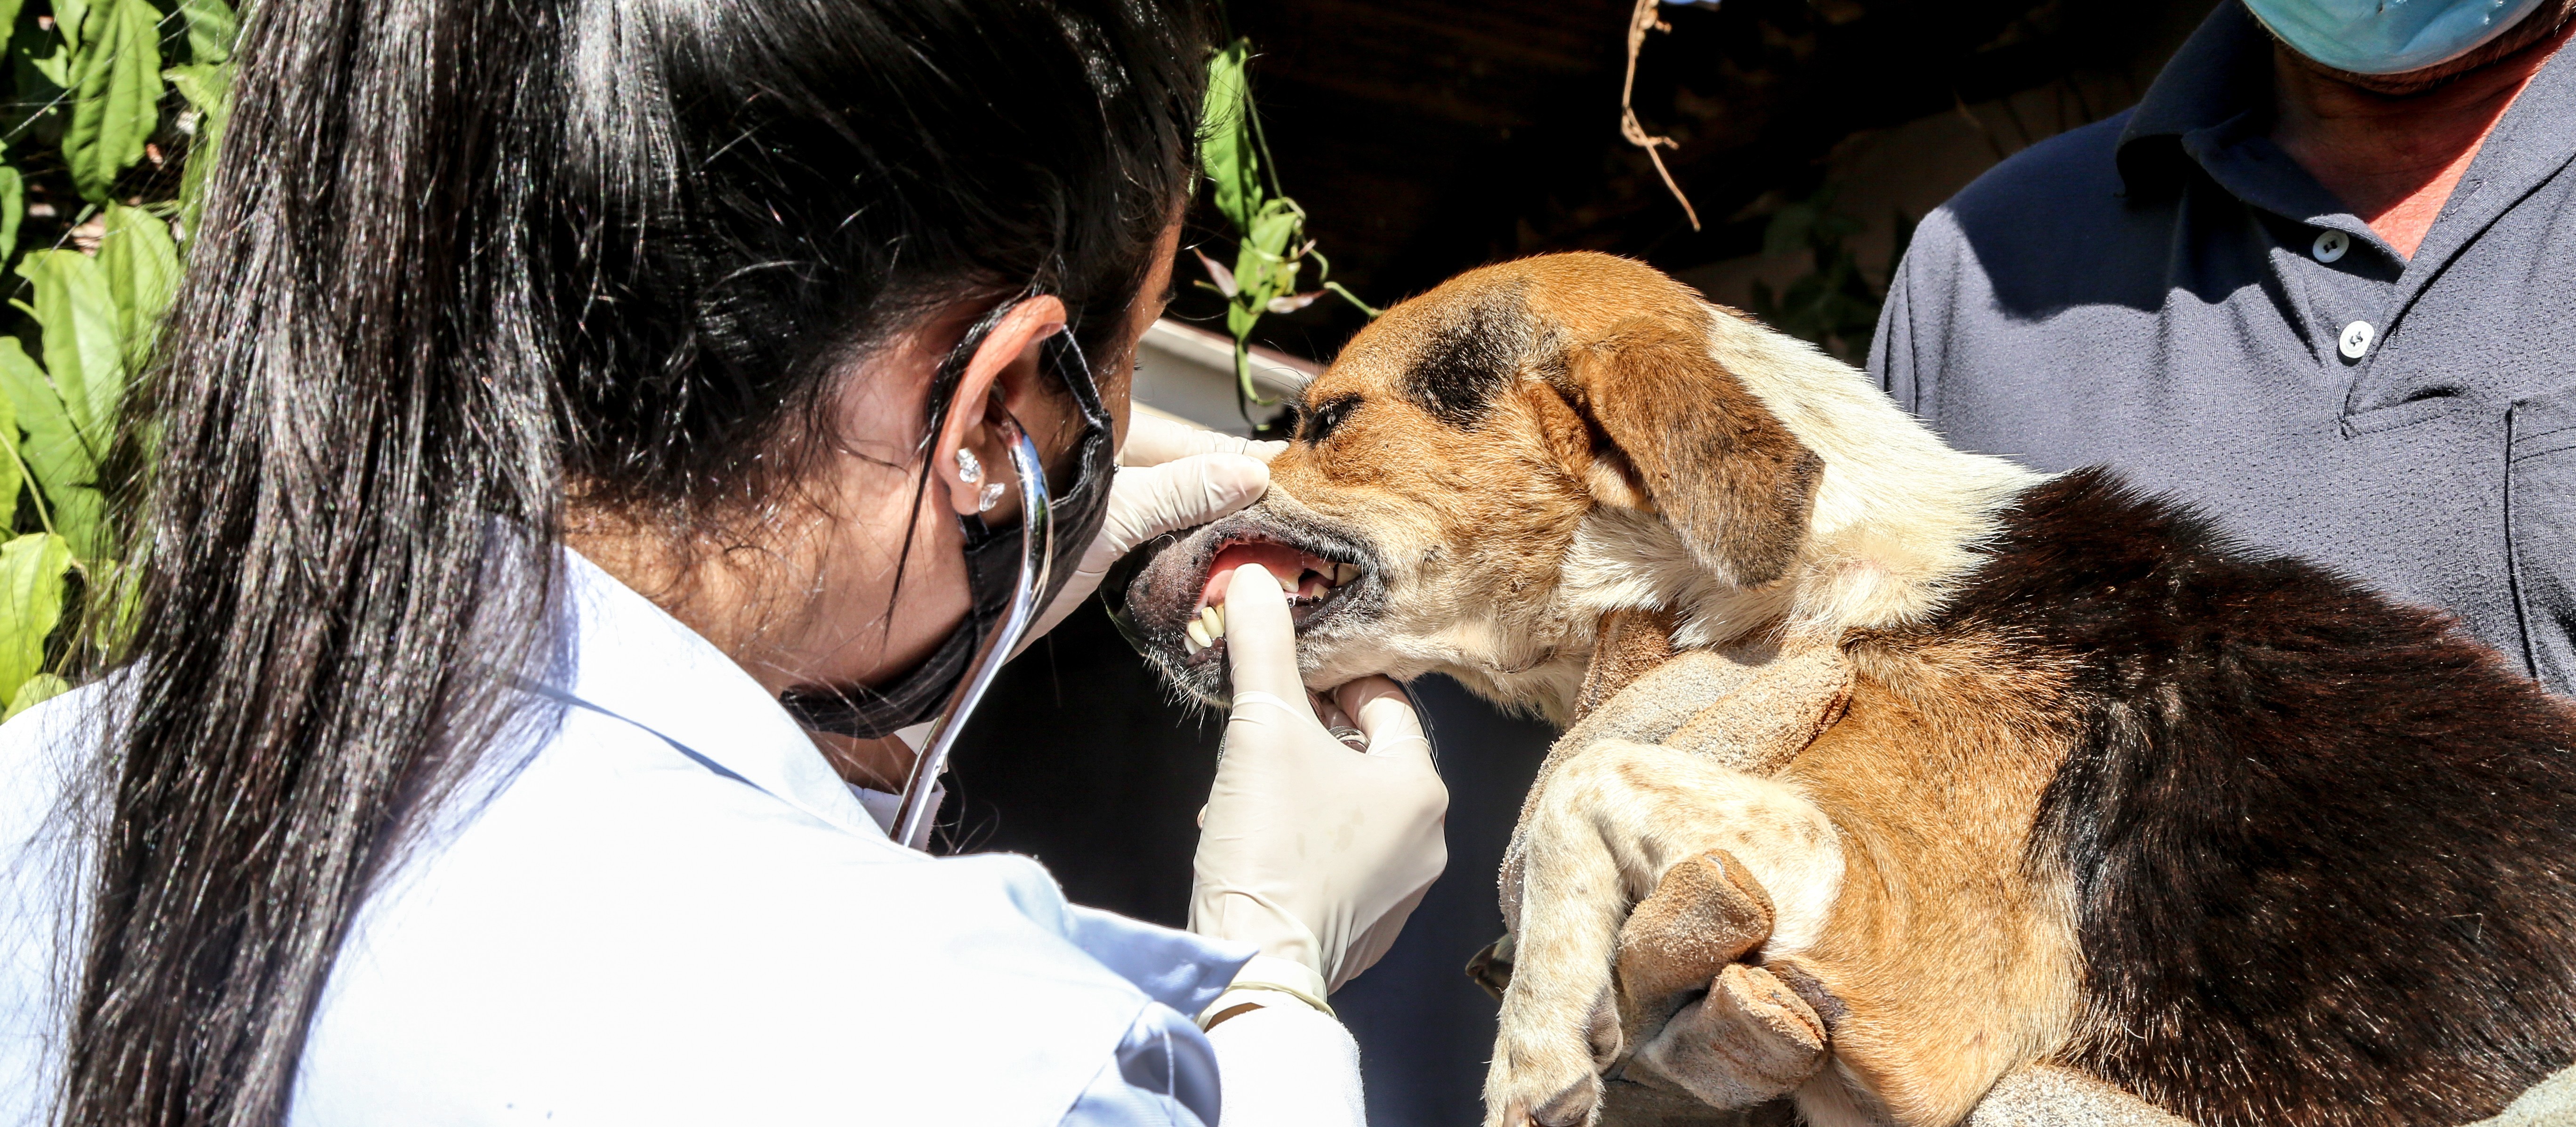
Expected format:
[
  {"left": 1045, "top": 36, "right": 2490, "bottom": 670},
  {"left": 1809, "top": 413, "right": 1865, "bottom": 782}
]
[{"left": 1621, "top": 0, "right": 1700, "bottom": 230}]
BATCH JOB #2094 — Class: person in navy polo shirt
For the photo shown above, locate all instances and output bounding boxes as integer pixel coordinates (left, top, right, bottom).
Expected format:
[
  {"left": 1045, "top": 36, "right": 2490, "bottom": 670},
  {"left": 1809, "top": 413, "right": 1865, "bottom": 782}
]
[{"left": 1874, "top": 0, "right": 2576, "bottom": 696}]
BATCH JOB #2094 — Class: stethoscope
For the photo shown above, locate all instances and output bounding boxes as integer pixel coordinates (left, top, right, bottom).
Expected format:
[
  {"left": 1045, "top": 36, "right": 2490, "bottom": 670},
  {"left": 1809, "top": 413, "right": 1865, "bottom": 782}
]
[{"left": 885, "top": 411, "right": 1053, "bottom": 849}]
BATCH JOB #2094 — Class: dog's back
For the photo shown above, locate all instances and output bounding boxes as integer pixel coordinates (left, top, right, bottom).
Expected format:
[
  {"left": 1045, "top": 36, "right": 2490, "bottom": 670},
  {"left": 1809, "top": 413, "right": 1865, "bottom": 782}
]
[{"left": 1896, "top": 467, "right": 2576, "bottom": 1125}]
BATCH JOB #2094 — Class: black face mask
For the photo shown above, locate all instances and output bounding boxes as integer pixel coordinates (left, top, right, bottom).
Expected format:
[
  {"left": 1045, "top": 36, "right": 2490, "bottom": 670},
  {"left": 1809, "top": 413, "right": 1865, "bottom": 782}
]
[{"left": 781, "top": 312, "right": 1117, "bottom": 740}]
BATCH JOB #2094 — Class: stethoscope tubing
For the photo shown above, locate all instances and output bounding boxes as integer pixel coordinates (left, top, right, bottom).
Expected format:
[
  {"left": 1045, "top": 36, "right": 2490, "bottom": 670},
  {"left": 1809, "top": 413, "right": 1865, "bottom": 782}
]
[{"left": 888, "top": 414, "right": 1053, "bottom": 848}]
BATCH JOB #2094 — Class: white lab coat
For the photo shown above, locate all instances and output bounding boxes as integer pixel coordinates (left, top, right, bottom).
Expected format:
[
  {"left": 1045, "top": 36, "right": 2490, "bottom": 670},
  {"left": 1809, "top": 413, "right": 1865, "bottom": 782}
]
[{"left": 0, "top": 550, "right": 1365, "bottom": 1125}]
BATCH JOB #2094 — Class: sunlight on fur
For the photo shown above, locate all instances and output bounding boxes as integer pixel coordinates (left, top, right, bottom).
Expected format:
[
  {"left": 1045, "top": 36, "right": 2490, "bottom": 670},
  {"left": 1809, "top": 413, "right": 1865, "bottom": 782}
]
[{"left": 1563, "top": 306, "right": 2039, "bottom": 661}]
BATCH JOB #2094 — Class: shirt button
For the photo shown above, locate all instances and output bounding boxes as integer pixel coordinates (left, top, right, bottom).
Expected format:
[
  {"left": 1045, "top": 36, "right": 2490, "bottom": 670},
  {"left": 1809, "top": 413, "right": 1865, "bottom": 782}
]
[
  {"left": 2339, "top": 320, "right": 2375, "bottom": 360},
  {"left": 2313, "top": 229, "right": 2350, "bottom": 263}
]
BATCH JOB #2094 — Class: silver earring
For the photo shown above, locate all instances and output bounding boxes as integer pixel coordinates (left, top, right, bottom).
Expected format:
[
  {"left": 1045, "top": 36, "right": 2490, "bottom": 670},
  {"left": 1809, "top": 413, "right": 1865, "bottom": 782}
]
[
  {"left": 976, "top": 481, "right": 1006, "bottom": 513},
  {"left": 954, "top": 448, "right": 983, "bottom": 484}
]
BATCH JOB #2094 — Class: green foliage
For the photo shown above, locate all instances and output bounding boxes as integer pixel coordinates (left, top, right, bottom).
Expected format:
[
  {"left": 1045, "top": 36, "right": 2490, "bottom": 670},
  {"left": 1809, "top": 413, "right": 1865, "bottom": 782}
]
[
  {"left": 63, "top": 0, "right": 160, "bottom": 204},
  {"left": 178, "top": 0, "right": 232, "bottom": 64},
  {"left": 1195, "top": 38, "right": 1374, "bottom": 413},
  {"left": 0, "top": 169, "right": 21, "bottom": 263},
  {"left": 164, "top": 61, "right": 224, "bottom": 231},
  {"left": 0, "top": 531, "right": 70, "bottom": 696},
  {"left": 0, "top": 0, "right": 231, "bottom": 714},
  {"left": 1748, "top": 185, "right": 1914, "bottom": 363}
]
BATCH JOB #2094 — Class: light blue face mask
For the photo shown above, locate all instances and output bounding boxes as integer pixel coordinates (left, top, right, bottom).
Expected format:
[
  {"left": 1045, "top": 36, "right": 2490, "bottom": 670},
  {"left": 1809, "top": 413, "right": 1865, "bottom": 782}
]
[{"left": 2242, "top": 0, "right": 2549, "bottom": 75}]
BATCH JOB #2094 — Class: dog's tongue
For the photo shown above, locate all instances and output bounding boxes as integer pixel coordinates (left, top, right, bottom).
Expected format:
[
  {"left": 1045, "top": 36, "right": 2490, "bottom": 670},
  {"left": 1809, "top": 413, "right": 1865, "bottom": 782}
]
[{"left": 1201, "top": 541, "right": 1306, "bottom": 608}]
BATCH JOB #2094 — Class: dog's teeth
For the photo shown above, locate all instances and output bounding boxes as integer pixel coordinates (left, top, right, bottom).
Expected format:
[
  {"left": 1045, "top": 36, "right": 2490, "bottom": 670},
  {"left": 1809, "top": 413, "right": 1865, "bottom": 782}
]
[
  {"left": 1333, "top": 563, "right": 1357, "bottom": 587},
  {"left": 1207, "top": 605, "right": 1227, "bottom": 638},
  {"left": 1186, "top": 620, "right": 1212, "bottom": 649},
  {"left": 1278, "top": 572, "right": 1298, "bottom": 595},
  {"left": 1184, "top": 633, "right": 1203, "bottom": 655}
]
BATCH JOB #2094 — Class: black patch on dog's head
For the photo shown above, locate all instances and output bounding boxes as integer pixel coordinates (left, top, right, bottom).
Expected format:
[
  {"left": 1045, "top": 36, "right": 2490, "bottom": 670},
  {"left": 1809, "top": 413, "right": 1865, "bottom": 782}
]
[{"left": 1401, "top": 294, "right": 1532, "bottom": 428}]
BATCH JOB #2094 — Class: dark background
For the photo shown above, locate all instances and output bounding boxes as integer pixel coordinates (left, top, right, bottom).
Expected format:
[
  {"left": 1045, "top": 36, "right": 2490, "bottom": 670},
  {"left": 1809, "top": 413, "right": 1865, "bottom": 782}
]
[{"left": 947, "top": 2, "right": 2220, "bottom": 1123}]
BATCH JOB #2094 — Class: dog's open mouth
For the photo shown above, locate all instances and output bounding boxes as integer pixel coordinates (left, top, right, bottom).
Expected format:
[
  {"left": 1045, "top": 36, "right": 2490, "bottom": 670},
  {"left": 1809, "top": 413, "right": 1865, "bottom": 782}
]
[
  {"left": 1106, "top": 507, "right": 1381, "bottom": 685},
  {"left": 1178, "top": 535, "right": 1368, "bottom": 661}
]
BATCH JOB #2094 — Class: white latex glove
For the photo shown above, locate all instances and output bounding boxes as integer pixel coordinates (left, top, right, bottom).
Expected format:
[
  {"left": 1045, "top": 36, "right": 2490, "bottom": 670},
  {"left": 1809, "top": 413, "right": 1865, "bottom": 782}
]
[
  {"left": 1189, "top": 562, "right": 1450, "bottom": 995},
  {"left": 1024, "top": 414, "right": 1282, "bottom": 646}
]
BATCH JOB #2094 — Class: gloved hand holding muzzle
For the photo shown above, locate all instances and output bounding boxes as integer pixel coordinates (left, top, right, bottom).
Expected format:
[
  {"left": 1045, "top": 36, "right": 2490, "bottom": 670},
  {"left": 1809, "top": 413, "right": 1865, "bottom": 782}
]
[
  {"left": 1023, "top": 414, "right": 1280, "bottom": 648},
  {"left": 1189, "top": 562, "right": 1450, "bottom": 1002}
]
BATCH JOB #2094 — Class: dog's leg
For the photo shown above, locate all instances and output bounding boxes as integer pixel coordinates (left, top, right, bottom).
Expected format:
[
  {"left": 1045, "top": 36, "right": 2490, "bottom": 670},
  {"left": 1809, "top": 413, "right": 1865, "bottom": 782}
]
[
  {"left": 1503, "top": 640, "right": 1852, "bottom": 938},
  {"left": 1488, "top": 740, "right": 1844, "bottom": 1127}
]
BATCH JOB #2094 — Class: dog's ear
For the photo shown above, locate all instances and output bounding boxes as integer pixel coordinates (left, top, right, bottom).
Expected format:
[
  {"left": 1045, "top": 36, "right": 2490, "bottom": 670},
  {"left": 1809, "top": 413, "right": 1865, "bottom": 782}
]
[{"left": 1560, "top": 315, "right": 1822, "bottom": 587}]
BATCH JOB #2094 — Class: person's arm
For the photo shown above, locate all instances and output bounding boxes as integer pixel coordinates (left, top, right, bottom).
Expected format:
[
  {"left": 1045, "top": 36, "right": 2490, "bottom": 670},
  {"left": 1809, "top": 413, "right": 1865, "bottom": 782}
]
[
  {"left": 1052, "top": 993, "right": 1366, "bottom": 1127},
  {"left": 1868, "top": 208, "right": 1972, "bottom": 419},
  {"left": 1058, "top": 1002, "right": 1227, "bottom": 1127},
  {"left": 1175, "top": 564, "right": 1451, "bottom": 1127},
  {"left": 1867, "top": 245, "right": 1924, "bottom": 413},
  {"left": 1202, "top": 1002, "right": 1365, "bottom": 1126},
  {"left": 1025, "top": 415, "right": 1418, "bottom": 1126}
]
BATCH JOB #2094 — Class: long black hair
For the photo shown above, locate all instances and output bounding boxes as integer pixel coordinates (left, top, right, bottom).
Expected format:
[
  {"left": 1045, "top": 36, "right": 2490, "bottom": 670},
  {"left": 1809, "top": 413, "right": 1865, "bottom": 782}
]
[{"left": 61, "top": 0, "right": 1205, "bottom": 1122}]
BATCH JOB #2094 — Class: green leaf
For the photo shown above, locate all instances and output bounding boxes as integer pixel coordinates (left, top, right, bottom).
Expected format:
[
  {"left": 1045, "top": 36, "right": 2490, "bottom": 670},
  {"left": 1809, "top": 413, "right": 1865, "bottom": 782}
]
[
  {"left": 166, "top": 62, "right": 229, "bottom": 237},
  {"left": 0, "top": 0, "right": 26, "bottom": 56},
  {"left": 0, "top": 166, "right": 22, "bottom": 266},
  {"left": 0, "top": 532, "right": 72, "bottom": 708},
  {"left": 99, "top": 204, "right": 177, "bottom": 363},
  {"left": 1228, "top": 246, "right": 1272, "bottom": 308},
  {"left": 179, "top": 0, "right": 235, "bottom": 64},
  {"left": 1200, "top": 40, "right": 1263, "bottom": 231},
  {"left": 55, "top": 0, "right": 87, "bottom": 51},
  {"left": 163, "top": 62, "right": 224, "bottom": 114},
  {"left": 49, "top": 484, "right": 103, "bottom": 561},
  {"left": 64, "top": 0, "right": 164, "bottom": 204},
  {"left": 0, "top": 365, "right": 23, "bottom": 536},
  {"left": 1246, "top": 197, "right": 1301, "bottom": 258},
  {"left": 16, "top": 250, "right": 121, "bottom": 470},
  {"left": 80, "top": 555, "right": 138, "bottom": 655},
  {"left": 0, "top": 336, "right": 98, "bottom": 499},
  {"left": 19, "top": 36, "right": 68, "bottom": 90},
  {"left": 4, "top": 672, "right": 69, "bottom": 720}
]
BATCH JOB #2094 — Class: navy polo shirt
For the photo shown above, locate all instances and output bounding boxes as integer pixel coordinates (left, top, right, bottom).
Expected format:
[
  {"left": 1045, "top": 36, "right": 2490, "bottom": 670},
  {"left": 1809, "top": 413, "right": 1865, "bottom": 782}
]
[{"left": 1871, "top": 1, "right": 2576, "bottom": 695}]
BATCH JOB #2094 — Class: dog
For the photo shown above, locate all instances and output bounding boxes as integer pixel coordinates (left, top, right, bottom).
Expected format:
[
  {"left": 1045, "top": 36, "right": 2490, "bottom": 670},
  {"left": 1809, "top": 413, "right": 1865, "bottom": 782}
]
[{"left": 1115, "top": 252, "right": 2576, "bottom": 1127}]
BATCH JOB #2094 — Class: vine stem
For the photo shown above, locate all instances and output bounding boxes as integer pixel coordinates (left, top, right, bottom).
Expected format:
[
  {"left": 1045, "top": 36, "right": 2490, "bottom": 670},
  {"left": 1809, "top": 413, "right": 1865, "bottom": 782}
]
[
  {"left": 1621, "top": 0, "right": 1700, "bottom": 230},
  {"left": 4, "top": 441, "right": 53, "bottom": 540}
]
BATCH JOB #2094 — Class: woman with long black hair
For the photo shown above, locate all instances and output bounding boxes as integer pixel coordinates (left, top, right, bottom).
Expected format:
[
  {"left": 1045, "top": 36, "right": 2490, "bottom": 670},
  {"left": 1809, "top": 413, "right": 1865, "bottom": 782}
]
[{"left": 0, "top": 0, "right": 1448, "bottom": 1123}]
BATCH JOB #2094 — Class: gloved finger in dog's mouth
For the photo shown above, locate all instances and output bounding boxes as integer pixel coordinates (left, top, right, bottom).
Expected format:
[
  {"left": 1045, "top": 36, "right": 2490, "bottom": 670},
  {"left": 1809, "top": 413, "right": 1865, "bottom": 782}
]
[{"left": 1103, "top": 510, "right": 1380, "bottom": 677}]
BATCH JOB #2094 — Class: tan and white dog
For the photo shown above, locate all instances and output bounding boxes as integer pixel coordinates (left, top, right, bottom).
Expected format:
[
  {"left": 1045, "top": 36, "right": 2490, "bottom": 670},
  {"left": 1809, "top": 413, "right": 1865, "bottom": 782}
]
[{"left": 1115, "top": 253, "right": 2576, "bottom": 1127}]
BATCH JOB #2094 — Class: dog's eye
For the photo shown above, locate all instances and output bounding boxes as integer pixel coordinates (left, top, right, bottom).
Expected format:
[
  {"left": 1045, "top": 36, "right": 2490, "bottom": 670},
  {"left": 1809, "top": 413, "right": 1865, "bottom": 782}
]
[{"left": 1301, "top": 394, "right": 1361, "bottom": 445}]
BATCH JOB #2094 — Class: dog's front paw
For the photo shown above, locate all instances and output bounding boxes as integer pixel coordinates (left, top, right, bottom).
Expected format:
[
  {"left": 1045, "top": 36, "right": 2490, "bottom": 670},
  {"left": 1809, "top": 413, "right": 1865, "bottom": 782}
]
[{"left": 1487, "top": 998, "right": 1618, "bottom": 1127}]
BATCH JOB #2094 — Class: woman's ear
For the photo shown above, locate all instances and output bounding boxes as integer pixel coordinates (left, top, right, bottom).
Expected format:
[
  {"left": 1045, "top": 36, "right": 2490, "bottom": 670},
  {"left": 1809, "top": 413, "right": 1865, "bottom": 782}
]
[{"left": 933, "top": 296, "right": 1069, "bottom": 519}]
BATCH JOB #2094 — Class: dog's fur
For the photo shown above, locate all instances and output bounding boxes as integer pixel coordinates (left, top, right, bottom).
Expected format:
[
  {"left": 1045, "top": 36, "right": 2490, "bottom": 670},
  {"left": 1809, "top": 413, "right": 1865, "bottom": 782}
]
[{"left": 1119, "top": 253, "right": 2576, "bottom": 1127}]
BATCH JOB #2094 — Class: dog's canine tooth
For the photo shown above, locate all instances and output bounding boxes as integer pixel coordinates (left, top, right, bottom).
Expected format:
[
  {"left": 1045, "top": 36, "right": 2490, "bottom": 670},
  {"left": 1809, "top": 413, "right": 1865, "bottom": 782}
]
[
  {"left": 1206, "top": 605, "right": 1227, "bottom": 637},
  {"left": 1186, "top": 619, "right": 1211, "bottom": 649}
]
